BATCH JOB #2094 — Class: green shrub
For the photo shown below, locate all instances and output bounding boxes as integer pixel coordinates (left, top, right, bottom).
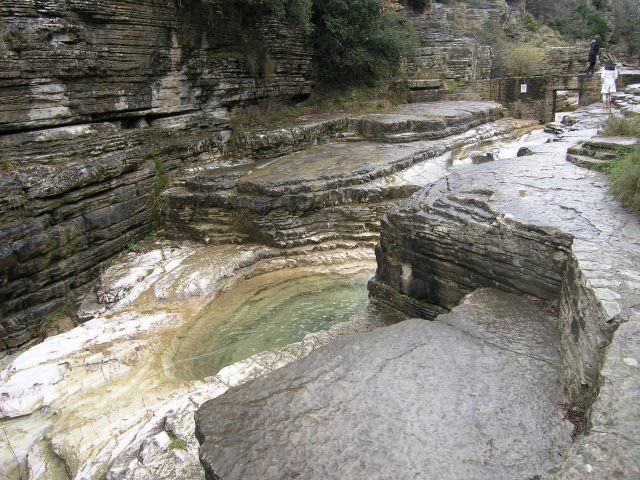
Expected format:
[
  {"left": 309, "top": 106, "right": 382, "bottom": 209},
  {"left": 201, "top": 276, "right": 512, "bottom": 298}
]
[
  {"left": 607, "top": 146, "right": 640, "bottom": 213},
  {"left": 504, "top": 43, "right": 545, "bottom": 76},
  {"left": 311, "top": 0, "right": 416, "bottom": 86},
  {"left": 202, "top": 0, "right": 311, "bottom": 28},
  {"left": 405, "top": 0, "right": 430, "bottom": 13},
  {"left": 551, "top": 1, "right": 609, "bottom": 42},
  {"left": 611, "top": 0, "right": 640, "bottom": 56},
  {"left": 521, "top": 12, "right": 540, "bottom": 32},
  {"left": 194, "top": 0, "right": 416, "bottom": 86}
]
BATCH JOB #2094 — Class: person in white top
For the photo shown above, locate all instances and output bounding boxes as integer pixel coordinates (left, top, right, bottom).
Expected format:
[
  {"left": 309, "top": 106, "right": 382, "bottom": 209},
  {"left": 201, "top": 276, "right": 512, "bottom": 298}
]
[{"left": 601, "top": 58, "right": 619, "bottom": 110}]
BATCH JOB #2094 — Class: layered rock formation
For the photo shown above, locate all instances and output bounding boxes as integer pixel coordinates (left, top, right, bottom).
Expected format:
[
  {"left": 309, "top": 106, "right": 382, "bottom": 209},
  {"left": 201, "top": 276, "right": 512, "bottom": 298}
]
[
  {"left": 0, "top": 0, "right": 312, "bottom": 132},
  {"left": 0, "top": 0, "right": 594, "bottom": 350},
  {"left": 0, "top": 239, "right": 383, "bottom": 479},
  {"left": 0, "top": 0, "right": 313, "bottom": 349},
  {"left": 165, "top": 101, "right": 521, "bottom": 248},
  {"left": 404, "top": 1, "right": 495, "bottom": 82},
  {"left": 369, "top": 104, "right": 640, "bottom": 478}
]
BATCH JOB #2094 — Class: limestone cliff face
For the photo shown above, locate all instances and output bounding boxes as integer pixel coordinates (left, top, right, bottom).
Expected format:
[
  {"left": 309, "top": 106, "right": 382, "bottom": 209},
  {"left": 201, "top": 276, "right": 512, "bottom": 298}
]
[
  {"left": 0, "top": 0, "right": 313, "bottom": 349},
  {"left": 401, "top": 0, "right": 500, "bottom": 82},
  {"left": 0, "top": 0, "right": 313, "bottom": 132},
  {"left": 399, "top": 0, "right": 584, "bottom": 84}
]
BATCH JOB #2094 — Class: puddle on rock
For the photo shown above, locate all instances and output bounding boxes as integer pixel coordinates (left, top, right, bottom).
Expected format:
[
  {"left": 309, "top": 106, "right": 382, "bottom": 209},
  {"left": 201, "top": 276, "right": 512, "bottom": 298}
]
[{"left": 168, "top": 268, "right": 373, "bottom": 380}]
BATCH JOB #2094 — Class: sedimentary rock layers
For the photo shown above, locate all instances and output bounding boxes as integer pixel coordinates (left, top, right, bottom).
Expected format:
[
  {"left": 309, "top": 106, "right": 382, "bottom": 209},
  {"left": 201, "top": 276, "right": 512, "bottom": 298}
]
[
  {"left": 0, "top": 0, "right": 314, "bottom": 349},
  {"left": 0, "top": 0, "right": 313, "bottom": 132},
  {"left": 368, "top": 131, "right": 640, "bottom": 478},
  {"left": 0, "top": 116, "right": 227, "bottom": 349},
  {"left": 165, "top": 102, "right": 513, "bottom": 249},
  {"left": 369, "top": 178, "right": 573, "bottom": 319}
]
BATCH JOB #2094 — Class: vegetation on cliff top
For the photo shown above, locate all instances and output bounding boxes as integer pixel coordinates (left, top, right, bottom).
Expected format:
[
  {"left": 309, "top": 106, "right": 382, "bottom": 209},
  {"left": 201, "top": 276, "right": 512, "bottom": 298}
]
[
  {"left": 311, "top": 0, "right": 416, "bottom": 85},
  {"left": 527, "top": 0, "right": 640, "bottom": 55},
  {"left": 198, "top": 0, "right": 415, "bottom": 87}
]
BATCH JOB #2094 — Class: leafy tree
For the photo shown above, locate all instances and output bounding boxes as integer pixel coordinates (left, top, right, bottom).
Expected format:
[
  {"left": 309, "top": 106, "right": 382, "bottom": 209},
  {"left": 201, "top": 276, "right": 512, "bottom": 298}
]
[
  {"left": 186, "top": 0, "right": 416, "bottom": 85},
  {"left": 526, "top": 0, "right": 609, "bottom": 41},
  {"left": 610, "top": 0, "right": 640, "bottom": 55},
  {"left": 403, "top": 0, "right": 430, "bottom": 13},
  {"left": 202, "top": 0, "right": 311, "bottom": 27},
  {"left": 311, "top": 0, "right": 416, "bottom": 85}
]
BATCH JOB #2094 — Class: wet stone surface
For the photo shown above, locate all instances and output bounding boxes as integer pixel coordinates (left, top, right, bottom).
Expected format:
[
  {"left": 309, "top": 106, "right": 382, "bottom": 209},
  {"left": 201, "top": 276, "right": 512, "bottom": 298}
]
[
  {"left": 196, "top": 289, "right": 573, "bottom": 480},
  {"left": 369, "top": 98, "right": 640, "bottom": 479}
]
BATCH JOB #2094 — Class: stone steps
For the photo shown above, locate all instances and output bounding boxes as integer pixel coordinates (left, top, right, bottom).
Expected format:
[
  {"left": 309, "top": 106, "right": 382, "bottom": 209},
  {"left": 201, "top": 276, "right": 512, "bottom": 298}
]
[
  {"left": 353, "top": 102, "right": 504, "bottom": 142},
  {"left": 566, "top": 153, "right": 609, "bottom": 170},
  {"left": 163, "top": 104, "right": 523, "bottom": 248},
  {"left": 566, "top": 137, "right": 639, "bottom": 170}
]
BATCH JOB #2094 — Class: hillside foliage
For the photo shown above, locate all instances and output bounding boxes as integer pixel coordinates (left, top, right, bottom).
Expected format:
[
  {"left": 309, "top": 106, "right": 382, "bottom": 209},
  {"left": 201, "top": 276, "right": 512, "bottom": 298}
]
[
  {"left": 198, "top": 0, "right": 415, "bottom": 87},
  {"left": 527, "top": 0, "right": 640, "bottom": 54},
  {"left": 311, "top": 0, "right": 416, "bottom": 85}
]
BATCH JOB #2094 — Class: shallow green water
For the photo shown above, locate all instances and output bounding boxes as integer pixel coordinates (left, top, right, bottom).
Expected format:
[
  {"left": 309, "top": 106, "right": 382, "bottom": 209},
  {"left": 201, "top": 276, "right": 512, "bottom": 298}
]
[{"left": 170, "top": 270, "right": 371, "bottom": 380}]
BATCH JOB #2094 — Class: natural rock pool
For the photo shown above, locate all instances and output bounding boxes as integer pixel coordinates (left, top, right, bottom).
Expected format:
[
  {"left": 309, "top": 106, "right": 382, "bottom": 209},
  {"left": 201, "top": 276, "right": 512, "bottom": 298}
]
[{"left": 168, "top": 270, "right": 372, "bottom": 380}]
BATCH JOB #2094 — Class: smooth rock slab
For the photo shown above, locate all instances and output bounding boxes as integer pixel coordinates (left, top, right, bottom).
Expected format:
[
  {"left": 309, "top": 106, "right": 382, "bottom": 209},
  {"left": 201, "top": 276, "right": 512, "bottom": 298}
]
[{"left": 196, "top": 289, "right": 572, "bottom": 480}]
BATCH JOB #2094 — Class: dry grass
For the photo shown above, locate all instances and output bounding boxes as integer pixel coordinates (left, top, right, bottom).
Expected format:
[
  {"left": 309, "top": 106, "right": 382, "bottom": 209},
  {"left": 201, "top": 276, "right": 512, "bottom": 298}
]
[
  {"left": 504, "top": 43, "right": 545, "bottom": 76},
  {"left": 600, "top": 113, "right": 640, "bottom": 137}
]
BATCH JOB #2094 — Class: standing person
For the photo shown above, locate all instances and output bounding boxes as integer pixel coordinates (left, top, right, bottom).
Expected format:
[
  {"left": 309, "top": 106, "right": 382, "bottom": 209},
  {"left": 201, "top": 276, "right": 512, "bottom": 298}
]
[
  {"left": 586, "top": 35, "right": 601, "bottom": 75},
  {"left": 601, "top": 57, "right": 618, "bottom": 111}
]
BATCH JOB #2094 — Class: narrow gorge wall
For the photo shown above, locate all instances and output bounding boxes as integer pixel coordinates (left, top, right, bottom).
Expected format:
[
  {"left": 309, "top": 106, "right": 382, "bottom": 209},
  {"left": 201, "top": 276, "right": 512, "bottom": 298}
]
[
  {"left": 0, "top": 0, "right": 313, "bottom": 349},
  {"left": 0, "top": 0, "right": 313, "bottom": 131}
]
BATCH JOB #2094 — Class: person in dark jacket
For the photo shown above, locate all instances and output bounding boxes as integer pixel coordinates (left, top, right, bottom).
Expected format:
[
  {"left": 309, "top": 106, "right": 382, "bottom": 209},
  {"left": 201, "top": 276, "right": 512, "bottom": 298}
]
[{"left": 586, "top": 35, "right": 601, "bottom": 75}]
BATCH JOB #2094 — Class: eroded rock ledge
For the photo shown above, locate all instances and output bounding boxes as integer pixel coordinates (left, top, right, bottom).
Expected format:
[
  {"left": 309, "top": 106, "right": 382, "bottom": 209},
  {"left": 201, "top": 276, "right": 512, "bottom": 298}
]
[
  {"left": 369, "top": 125, "right": 640, "bottom": 477},
  {"left": 196, "top": 289, "right": 572, "bottom": 480},
  {"left": 195, "top": 103, "right": 640, "bottom": 479},
  {"left": 0, "top": 98, "right": 519, "bottom": 350}
]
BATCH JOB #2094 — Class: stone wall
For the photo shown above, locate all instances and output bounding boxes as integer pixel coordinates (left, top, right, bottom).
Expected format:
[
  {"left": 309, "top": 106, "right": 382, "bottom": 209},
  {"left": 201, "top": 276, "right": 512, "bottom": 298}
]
[
  {"left": 486, "top": 74, "right": 601, "bottom": 122},
  {"left": 410, "top": 73, "right": 602, "bottom": 122},
  {"left": 0, "top": 0, "right": 314, "bottom": 349},
  {"left": 368, "top": 187, "right": 573, "bottom": 319}
]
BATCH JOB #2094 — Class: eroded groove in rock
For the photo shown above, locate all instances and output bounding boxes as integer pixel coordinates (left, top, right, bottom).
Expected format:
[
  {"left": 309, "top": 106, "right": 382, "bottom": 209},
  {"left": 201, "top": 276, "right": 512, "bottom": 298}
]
[
  {"left": 367, "top": 123, "right": 640, "bottom": 478},
  {"left": 369, "top": 183, "right": 573, "bottom": 319}
]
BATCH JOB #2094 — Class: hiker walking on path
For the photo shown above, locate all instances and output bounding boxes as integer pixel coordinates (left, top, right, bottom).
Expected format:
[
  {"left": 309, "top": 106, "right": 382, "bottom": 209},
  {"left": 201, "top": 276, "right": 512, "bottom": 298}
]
[
  {"left": 601, "top": 58, "right": 618, "bottom": 110},
  {"left": 586, "top": 35, "right": 601, "bottom": 75}
]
